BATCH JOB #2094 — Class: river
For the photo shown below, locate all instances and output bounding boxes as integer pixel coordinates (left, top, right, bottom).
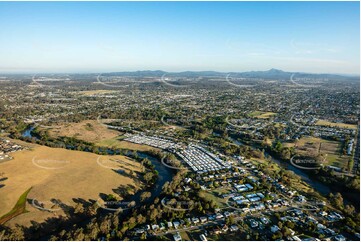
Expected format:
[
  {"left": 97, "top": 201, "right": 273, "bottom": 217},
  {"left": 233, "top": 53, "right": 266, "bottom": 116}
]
[
  {"left": 126, "top": 152, "right": 174, "bottom": 205},
  {"left": 22, "top": 126, "right": 37, "bottom": 139}
]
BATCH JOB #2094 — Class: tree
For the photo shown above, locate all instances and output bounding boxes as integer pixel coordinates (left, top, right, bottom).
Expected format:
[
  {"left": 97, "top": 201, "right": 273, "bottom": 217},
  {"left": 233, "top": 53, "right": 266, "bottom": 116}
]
[
  {"left": 344, "top": 205, "right": 355, "bottom": 216},
  {"left": 87, "top": 220, "right": 100, "bottom": 240},
  {"left": 140, "top": 191, "right": 151, "bottom": 202},
  {"left": 280, "top": 148, "right": 291, "bottom": 160},
  {"left": 149, "top": 208, "right": 159, "bottom": 222},
  {"left": 137, "top": 214, "right": 146, "bottom": 224},
  {"left": 111, "top": 213, "right": 120, "bottom": 229},
  {"left": 10, "top": 226, "right": 25, "bottom": 240},
  {"left": 143, "top": 172, "right": 154, "bottom": 184},
  {"left": 273, "top": 141, "right": 283, "bottom": 153},
  {"left": 140, "top": 232, "right": 147, "bottom": 240},
  {"left": 329, "top": 192, "right": 344, "bottom": 209},
  {"left": 74, "top": 203, "right": 84, "bottom": 214},
  {"left": 99, "top": 219, "right": 111, "bottom": 234},
  {"left": 226, "top": 215, "right": 235, "bottom": 225}
]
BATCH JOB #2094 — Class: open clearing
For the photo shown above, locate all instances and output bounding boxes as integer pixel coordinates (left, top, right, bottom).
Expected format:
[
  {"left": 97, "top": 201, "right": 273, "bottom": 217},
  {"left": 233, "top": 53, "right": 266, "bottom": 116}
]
[
  {"left": 283, "top": 136, "right": 349, "bottom": 169},
  {"left": 97, "top": 138, "right": 160, "bottom": 152},
  {"left": 315, "top": 119, "right": 357, "bottom": 130},
  {"left": 0, "top": 145, "right": 143, "bottom": 226},
  {"left": 249, "top": 111, "right": 276, "bottom": 119},
  {"left": 42, "top": 120, "right": 121, "bottom": 143}
]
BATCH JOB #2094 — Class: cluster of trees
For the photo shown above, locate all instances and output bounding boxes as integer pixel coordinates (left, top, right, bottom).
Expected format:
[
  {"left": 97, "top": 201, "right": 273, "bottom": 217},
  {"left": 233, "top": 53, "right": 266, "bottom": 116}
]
[
  {"left": 311, "top": 168, "right": 360, "bottom": 191},
  {"left": 261, "top": 124, "right": 283, "bottom": 140},
  {"left": 163, "top": 153, "right": 181, "bottom": 168},
  {"left": 328, "top": 192, "right": 359, "bottom": 232},
  {"left": 271, "top": 140, "right": 294, "bottom": 160}
]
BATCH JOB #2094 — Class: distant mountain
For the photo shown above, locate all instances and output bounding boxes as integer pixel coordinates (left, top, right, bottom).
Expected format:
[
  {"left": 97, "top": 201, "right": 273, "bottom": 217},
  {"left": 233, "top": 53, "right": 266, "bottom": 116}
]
[{"left": 103, "top": 69, "right": 359, "bottom": 81}]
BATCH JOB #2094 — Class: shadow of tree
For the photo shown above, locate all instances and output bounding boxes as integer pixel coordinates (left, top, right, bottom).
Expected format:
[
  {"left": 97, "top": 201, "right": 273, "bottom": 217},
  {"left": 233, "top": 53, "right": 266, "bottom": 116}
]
[
  {"left": 20, "top": 197, "right": 100, "bottom": 240},
  {"left": 111, "top": 184, "right": 137, "bottom": 199},
  {"left": 0, "top": 177, "right": 8, "bottom": 182},
  {"left": 111, "top": 168, "right": 142, "bottom": 182}
]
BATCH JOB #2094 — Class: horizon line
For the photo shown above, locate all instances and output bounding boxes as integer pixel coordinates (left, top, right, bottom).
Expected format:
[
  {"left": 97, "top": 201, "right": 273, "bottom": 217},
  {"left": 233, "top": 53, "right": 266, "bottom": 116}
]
[{"left": 0, "top": 68, "right": 359, "bottom": 77}]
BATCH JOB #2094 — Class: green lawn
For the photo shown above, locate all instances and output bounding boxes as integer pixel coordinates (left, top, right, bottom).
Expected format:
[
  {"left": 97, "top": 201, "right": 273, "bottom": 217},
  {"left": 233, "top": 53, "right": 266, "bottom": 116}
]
[{"left": 0, "top": 187, "right": 32, "bottom": 225}]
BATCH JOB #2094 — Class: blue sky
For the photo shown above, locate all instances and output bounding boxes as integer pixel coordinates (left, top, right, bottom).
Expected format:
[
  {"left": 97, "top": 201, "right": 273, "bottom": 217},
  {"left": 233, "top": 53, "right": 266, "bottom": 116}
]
[{"left": 0, "top": 2, "right": 359, "bottom": 74}]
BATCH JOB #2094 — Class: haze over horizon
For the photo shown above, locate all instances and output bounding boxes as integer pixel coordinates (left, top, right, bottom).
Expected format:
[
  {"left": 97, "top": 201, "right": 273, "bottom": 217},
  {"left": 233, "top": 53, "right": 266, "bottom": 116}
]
[
  {"left": 0, "top": 2, "right": 359, "bottom": 74},
  {"left": 0, "top": 68, "right": 359, "bottom": 77}
]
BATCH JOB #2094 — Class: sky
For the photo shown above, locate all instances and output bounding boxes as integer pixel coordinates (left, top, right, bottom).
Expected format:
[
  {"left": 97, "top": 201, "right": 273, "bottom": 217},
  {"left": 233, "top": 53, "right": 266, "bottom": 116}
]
[{"left": 0, "top": 1, "right": 359, "bottom": 74}]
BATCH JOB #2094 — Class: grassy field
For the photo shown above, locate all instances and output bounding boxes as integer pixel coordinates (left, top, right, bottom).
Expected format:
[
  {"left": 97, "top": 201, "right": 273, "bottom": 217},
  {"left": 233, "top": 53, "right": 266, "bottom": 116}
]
[
  {"left": 284, "top": 136, "right": 349, "bottom": 170},
  {"left": 315, "top": 119, "right": 357, "bottom": 130},
  {"left": 0, "top": 144, "right": 143, "bottom": 226},
  {"left": 96, "top": 139, "right": 160, "bottom": 152},
  {"left": 43, "top": 120, "right": 121, "bottom": 143},
  {"left": 0, "top": 187, "right": 32, "bottom": 225},
  {"left": 249, "top": 111, "right": 276, "bottom": 119}
]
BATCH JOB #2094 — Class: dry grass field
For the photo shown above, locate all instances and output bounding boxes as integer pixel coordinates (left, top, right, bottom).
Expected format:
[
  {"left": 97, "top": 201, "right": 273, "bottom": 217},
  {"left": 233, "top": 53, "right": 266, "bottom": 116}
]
[
  {"left": 0, "top": 145, "right": 143, "bottom": 227},
  {"left": 315, "top": 119, "right": 357, "bottom": 130},
  {"left": 43, "top": 120, "right": 121, "bottom": 143},
  {"left": 284, "top": 136, "right": 349, "bottom": 169},
  {"left": 249, "top": 111, "right": 276, "bottom": 119}
]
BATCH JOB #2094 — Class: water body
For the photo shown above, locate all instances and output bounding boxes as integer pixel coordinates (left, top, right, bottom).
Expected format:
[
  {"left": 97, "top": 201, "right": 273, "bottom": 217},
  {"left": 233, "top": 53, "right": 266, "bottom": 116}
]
[
  {"left": 127, "top": 153, "right": 175, "bottom": 204},
  {"left": 22, "top": 126, "right": 37, "bottom": 139}
]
